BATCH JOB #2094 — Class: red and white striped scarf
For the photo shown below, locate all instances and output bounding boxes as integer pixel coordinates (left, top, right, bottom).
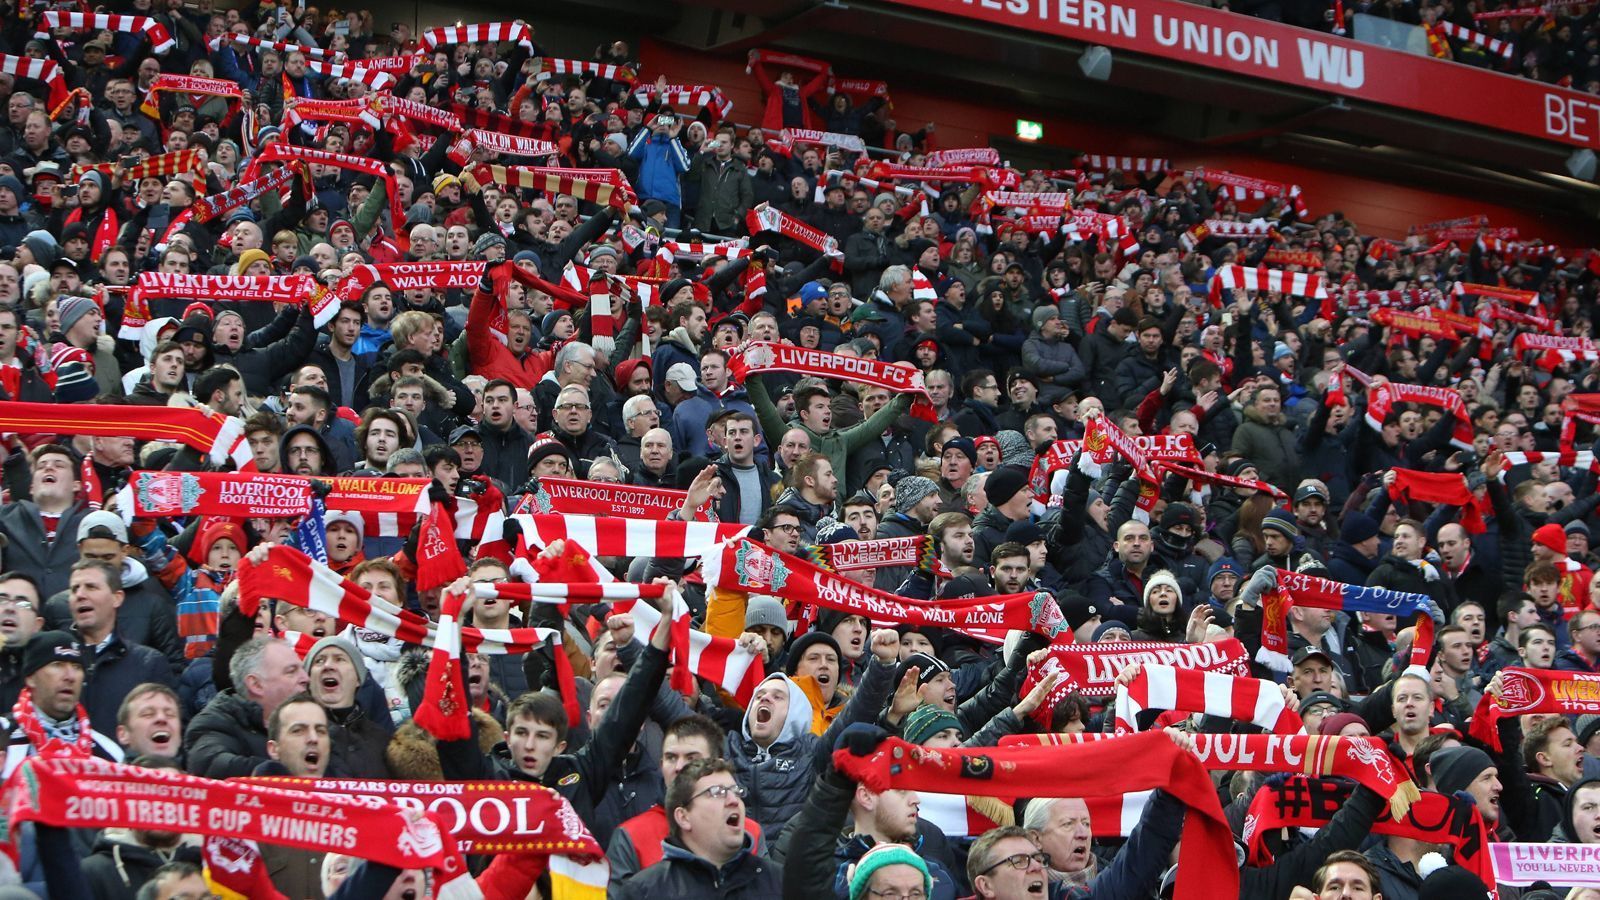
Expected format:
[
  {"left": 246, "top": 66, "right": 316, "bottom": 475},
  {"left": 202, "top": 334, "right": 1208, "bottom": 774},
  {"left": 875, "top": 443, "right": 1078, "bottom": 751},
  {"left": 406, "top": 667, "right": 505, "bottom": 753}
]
[
  {"left": 36, "top": 11, "right": 175, "bottom": 54},
  {"left": 746, "top": 206, "right": 841, "bottom": 257},
  {"left": 612, "top": 596, "right": 763, "bottom": 705},
  {"left": 1436, "top": 21, "right": 1515, "bottom": 59},
  {"left": 1192, "top": 168, "right": 1309, "bottom": 217},
  {"left": 538, "top": 58, "right": 636, "bottom": 82},
  {"left": 207, "top": 33, "right": 331, "bottom": 58},
  {"left": 251, "top": 143, "right": 403, "bottom": 233},
  {"left": 1517, "top": 333, "right": 1599, "bottom": 370},
  {"left": 0, "top": 54, "right": 67, "bottom": 108},
  {"left": 911, "top": 269, "right": 936, "bottom": 303},
  {"left": 241, "top": 546, "right": 579, "bottom": 725},
  {"left": 1113, "top": 664, "right": 1301, "bottom": 735},
  {"left": 1076, "top": 154, "right": 1169, "bottom": 173},
  {"left": 1500, "top": 450, "right": 1598, "bottom": 472},
  {"left": 1060, "top": 210, "right": 1139, "bottom": 260},
  {"left": 474, "top": 164, "right": 634, "bottom": 210},
  {"left": 300, "top": 57, "right": 395, "bottom": 92},
  {"left": 72, "top": 149, "right": 203, "bottom": 186},
  {"left": 511, "top": 513, "right": 748, "bottom": 560},
  {"left": 656, "top": 240, "right": 750, "bottom": 265},
  {"left": 1208, "top": 264, "right": 1328, "bottom": 307},
  {"left": 417, "top": 22, "right": 533, "bottom": 52},
  {"left": 189, "top": 164, "right": 297, "bottom": 224},
  {"left": 1453, "top": 281, "right": 1539, "bottom": 306}
]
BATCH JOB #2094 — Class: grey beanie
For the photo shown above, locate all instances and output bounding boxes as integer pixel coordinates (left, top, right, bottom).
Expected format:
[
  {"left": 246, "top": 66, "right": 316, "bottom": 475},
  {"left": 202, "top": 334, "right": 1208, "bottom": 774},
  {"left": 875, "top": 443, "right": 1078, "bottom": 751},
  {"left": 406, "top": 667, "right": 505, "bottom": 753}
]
[
  {"left": 77, "top": 170, "right": 104, "bottom": 191},
  {"left": 56, "top": 295, "right": 98, "bottom": 335},
  {"left": 1032, "top": 305, "right": 1060, "bottom": 329},
  {"left": 22, "top": 230, "right": 57, "bottom": 268},
  {"left": 304, "top": 636, "right": 368, "bottom": 686},
  {"left": 893, "top": 476, "right": 940, "bottom": 515},
  {"left": 473, "top": 232, "right": 507, "bottom": 256},
  {"left": 0, "top": 174, "right": 25, "bottom": 201},
  {"left": 744, "top": 595, "right": 790, "bottom": 633},
  {"left": 997, "top": 430, "right": 1032, "bottom": 468}
]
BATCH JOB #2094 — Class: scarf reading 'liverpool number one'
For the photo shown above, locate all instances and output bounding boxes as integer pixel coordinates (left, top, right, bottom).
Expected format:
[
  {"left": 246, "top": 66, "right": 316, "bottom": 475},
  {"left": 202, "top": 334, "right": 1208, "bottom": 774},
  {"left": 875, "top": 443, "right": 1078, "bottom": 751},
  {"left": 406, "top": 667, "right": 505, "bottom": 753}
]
[
  {"left": 833, "top": 734, "right": 1237, "bottom": 900},
  {"left": 1470, "top": 667, "right": 1600, "bottom": 751}
]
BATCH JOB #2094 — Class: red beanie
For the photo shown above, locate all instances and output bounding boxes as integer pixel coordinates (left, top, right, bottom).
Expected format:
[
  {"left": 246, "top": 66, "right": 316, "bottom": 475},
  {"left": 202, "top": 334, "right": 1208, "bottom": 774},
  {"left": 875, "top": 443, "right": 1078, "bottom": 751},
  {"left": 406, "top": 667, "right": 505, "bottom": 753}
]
[{"left": 1533, "top": 522, "right": 1568, "bottom": 557}]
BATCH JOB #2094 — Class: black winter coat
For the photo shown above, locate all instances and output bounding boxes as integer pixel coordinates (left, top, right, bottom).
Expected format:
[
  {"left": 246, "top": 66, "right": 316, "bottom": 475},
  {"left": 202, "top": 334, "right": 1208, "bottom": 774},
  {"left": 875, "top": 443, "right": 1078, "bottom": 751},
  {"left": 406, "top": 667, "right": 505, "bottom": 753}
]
[
  {"left": 80, "top": 632, "right": 175, "bottom": 738},
  {"left": 617, "top": 836, "right": 782, "bottom": 900},
  {"left": 182, "top": 689, "right": 270, "bottom": 779}
]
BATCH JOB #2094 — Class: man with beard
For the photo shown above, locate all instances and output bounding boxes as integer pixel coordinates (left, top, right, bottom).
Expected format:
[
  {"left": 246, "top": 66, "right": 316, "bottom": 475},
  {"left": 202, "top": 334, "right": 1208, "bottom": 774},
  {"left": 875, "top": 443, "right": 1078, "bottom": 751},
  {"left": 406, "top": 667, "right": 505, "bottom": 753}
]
[
  {"left": 280, "top": 424, "right": 339, "bottom": 478},
  {"left": 80, "top": 756, "right": 195, "bottom": 899},
  {"left": 898, "top": 512, "right": 975, "bottom": 600},
  {"left": 304, "top": 637, "right": 389, "bottom": 778},
  {"left": 1291, "top": 481, "right": 1336, "bottom": 559},
  {"left": 773, "top": 452, "right": 837, "bottom": 542},
  {"left": 284, "top": 385, "right": 357, "bottom": 472},
  {"left": 1085, "top": 521, "right": 1157, "bottom": 625}
]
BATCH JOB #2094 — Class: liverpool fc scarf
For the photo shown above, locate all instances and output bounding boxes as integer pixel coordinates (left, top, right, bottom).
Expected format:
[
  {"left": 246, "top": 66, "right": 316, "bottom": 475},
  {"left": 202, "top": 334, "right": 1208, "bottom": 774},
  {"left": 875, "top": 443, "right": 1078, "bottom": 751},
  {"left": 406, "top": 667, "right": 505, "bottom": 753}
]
[
  {"left": 474, "top": 164, "right": 634, "bottom": 210},
  {"left": 11, "top": 689, "right": 91, "bottom": 760},
  {"left": 701, "top": 537, "right": 1067, "bottom": 638},
  {"left": 746, "top": 206, "right": 841, "bottom": 257},
  {"left": 207, "top": 33, "right": 331, "bottom": 57},
  {"left": 1256, "top": 567, "right": 1437, "bottom": 673},
  {"left": 1190, "top": 168, "right": 1309, "bottom": 217},
  {"left": 415, "top": 587, "right": 470, "bottom": 739},
  {"left": 1245, "top": 776, "right": 1495, "bottom": 894},
  {"left": 340, "top": 261, "right": 483, "bottom": 298},
  {"left": 1469, "top": 667, "right": 1600, "bottom": 751},
  {"left": 820, "top": 536, "right": 929, "bottom": 571},
  {"left": 0, "top": 401, "right": 251, "bottom": 468},
  {"left": 510, "top": 513, "right": 749, "bottom": 560},
  {"left": 1005, "top": 731, "right": 1420, "bottom": 819},
  {"left": 1388, "top": 469, "right": 1487, "bottom": 533},
  {"left": 447, "top": 129, "right": 560, "bottom": 164},
  {"left": 1114, "top": 664, "right": 1301, "bottom": 735},
  {"left": 1453, "top": 281, "right": 1538, "bottom": 307},
  {"left": 251, "top": 144, "right": 403, "bottom": 230},
  {"left": 117, "top": 471, "right": 430, "bottom": 520},
  {"left": 1022, "top": 639, "right": 1249, "bottom": 719},
  {"left": 732, "top": 340, "right": 929, "bottom": 397},
  {"left": 833, "top": 733, "right": 1238, "bottom": 900},
  {"left": 516, "top": 478, "right": 703, "bottom": 520},
  {"left": 1365, "top": 380, "right": 1473, "bottom": 450},
  {"left": 629, "top": 83, "right": 730, "bottom": 118},
  {"left": 609, "top": 595, "right": 765, "bottom": 705},
  {"left": 1, "top": 757, "right": 479, "bottom": 897}
]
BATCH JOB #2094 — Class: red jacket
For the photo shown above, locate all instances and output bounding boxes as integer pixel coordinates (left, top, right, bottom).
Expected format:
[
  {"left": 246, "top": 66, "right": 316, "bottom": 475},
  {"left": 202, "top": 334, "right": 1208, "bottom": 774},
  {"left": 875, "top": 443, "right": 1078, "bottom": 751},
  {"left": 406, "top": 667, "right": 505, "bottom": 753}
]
[
  {"left": 466, "top": 285, "right": 552, "bottom": 388},
  {"left": 754, "top": 64, "right": 829, "bottom": 133}
]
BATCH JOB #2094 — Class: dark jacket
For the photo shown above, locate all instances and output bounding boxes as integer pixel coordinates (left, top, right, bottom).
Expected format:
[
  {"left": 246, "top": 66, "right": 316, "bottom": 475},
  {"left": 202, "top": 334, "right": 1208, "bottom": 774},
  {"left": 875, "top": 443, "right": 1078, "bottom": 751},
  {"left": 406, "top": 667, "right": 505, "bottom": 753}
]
[
  {"left": 1326, "top": 541, "right": 1380, "bottom": 587},
  {"left": 1238, "top": 785, "right": 1385, "bottom": 900},
  {"left": 182, "top": 688, "right": 270, "bottom": 779},
  {"left": 44, "top": 559, "right": 183, "bottom": 675},
  {"left": 727, "top": 663, "right": 894, "bottom": 834},
  {"left": 211, "top": 304, "right": 318, "bottom": 396},
  {"left": 306, "top": 337, "right": 372, "bottom": 411},
  {"left": 617, "top": 834, "right": 781, "bottom": 900},
  {"left": 79, "top": 631, "right": 175, "bottom": 738},
  {"left": 478, "top": 419, "right": 536, "bottom": 493},
  {"left": 326, "top": 703, "right": 393, "bottom": 778},
  {"left": 1078, "top": 327, "right": 1131, "bottom": 407},
  {"left": 438, "top": 642, "right": 667, "bottom": 829},
  {"left": 1231, "top": 405, "right": 1301, "bottom": 492},
  {"left": 713, "top": 454, "right": 779, "bottom": 526},
  {"left": 82, "top": 830, "right": 192, "bottom": 900},
  {"left": 971, "top": 504, "right": 1019, "bottom": 569},
  {"left": 0, "top": 500, "right": 91, "bottom": 599}
]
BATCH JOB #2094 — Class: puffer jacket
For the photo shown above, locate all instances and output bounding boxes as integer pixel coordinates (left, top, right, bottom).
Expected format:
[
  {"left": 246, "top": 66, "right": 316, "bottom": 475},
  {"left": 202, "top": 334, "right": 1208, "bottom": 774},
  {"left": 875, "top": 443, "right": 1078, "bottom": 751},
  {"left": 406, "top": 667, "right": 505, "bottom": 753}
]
[
  {"left": 726, "top": 664, "right": 893, "bottom": 834},
  {"left": 1021, "top": 329, "right": 1087, "bottom": 393},
  {"left": 615, "top": 834, "right": 781, "bottom": 899},
  {"left": 971, "top": 504, "right": 1018, "bottom": 569},
  {"left": 1230, "top": 404, "right": 1301, "bottom": 492},
  {"left": 182, "top": 689, "right": 270, "bottom": 779}
]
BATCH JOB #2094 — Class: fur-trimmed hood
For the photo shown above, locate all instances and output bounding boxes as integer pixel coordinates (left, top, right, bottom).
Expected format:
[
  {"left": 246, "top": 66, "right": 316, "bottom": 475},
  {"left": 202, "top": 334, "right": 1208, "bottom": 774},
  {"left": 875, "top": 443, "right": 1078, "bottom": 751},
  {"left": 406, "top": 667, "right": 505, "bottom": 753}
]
[{"left": 385, "top": 709, "right": 505, "bottom": 780}]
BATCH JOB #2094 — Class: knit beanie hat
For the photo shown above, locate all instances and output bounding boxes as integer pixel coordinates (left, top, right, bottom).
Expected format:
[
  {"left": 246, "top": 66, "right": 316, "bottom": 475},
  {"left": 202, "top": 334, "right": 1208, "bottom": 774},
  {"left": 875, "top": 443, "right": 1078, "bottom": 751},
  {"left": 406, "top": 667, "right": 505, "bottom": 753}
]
[
  {"left": 474, "top": 232, "right": 507, "bottom": 257},
  {"left": 996, "top": 430, "right": 1032, "bottom": 468},
  {"left": 1339, "top": 512, "right": 1380, "bottom": 545},
  {"left": 892, "top": 476, "right": 939, "bottom": 515},
  {"left": 783, "top": 631, "right": 842, "bottom": 676},
  {"left": 233, "top": 248, "right": 271, "bottom": 275},
  {"left": 1261, "top": 510, "right": 1299, "bottom": 539},
  {"left": 902, "top": 703, "right": 961, "bottom": 745},
  {"left": 1431, "top": 746, "right": 1494, "bottom": 797},
  {"left": 1418, "top": 860, "right": 1490, "bottom": 900},
  {"left": 22, "top": 631, "right": 83, "bottom": 678},
  {"left": 847, "top": 842, "right": 931, "bottom": 900},
  {"left": 894, "top": 651, "right": 951, "bottom": 689},
  {"left": 305, "top": 636, "right": 368, "bottom": 685},
  {"left": 22, "top": 230, "right": 57, "bottom": 268},
  {"left": 744, "top": 596, "right": 790, "bottom": 633},
  {"left": 1533, "top": 522, "right": 1568, "bottom": 556},
  {"left": 984, "top": 466, "right": 1029, "bottom": 508},
  {"left": 56, "top": 295, "right": 98, "bottom": 335},
  {"left": 1143, "top": 569, "right": 1183, "bottom": 606}
]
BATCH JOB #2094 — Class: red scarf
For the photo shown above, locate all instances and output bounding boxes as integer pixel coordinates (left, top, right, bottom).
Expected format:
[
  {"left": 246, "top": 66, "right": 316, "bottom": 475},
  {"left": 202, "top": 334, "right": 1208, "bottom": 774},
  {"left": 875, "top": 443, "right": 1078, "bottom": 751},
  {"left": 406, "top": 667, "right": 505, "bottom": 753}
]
[
  {"left": 512, "top": 514, "right": 748, "bottom": 560},
  {"left": 1388, "top": 469, "right": 1487, "bottom": 533},
  {"left": 415, "top": 588, "right": 470, "bottom": 740},
  {"left": 120, "top": 471, "right": 430, "bottom": 519},
  {"left": 2, "top": 757, "right": 473, "bottom": 893},
  {"left": 1469, "top": 666, "right": 1600, "bottom": 751},
  {"left": 0, "top": 401, "right": 252, "bottom": 469},
  {"left": 474, "top": 164, "right": 633, "bottom": 210},
  {"left": 1365, "top": 381, "right": 1473, "bottom": 449},
  {"left": 835, "top": 734, "right": 1238, "bottom": 900},
  {"left": 1006, "top": 732, "right": 1420, "bottom": 819},
  {"left": 517, "top": 478, "right": 710, "bottom": 520},
  {"left": 1246, "top": 776, "right": 1496, "bottom": 894},
  {"left": 731, "top": 340, "right": 929, "bottom": 398},
  {"left": 11, "top": 688, "right": 91, "bottom": 759},
  {"left": 1114, "top": 664, "right": 1301, "bottom": 735},
  {"left": 746, "top": 206, "right": 842, "bottom": 259},
  {"left": 1021, "top": 639, "right": 1249, "bottom": 720},
  {"left": 415, "top": 503, "right": 468, "bottom": 592},
  {"left": 63, "top": 205, "right": 119, "bottom": 263}
]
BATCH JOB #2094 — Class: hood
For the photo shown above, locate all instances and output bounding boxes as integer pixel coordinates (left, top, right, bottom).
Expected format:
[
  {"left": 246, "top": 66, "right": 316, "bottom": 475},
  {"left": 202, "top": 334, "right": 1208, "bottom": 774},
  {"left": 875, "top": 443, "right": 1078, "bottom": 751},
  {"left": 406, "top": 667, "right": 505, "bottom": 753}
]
[
  {"left": 614, "top": 357, "right": 650, "bottom": 393},
  {"left": 1243, "top": 405, "right": 1285, "bottom": 427},
  {"left": 742, "top": 673, "right": 814, "bottom": 748},
  {"left": 138, "top": 316, "right": 178, "bottom": 362},
  {"left": 665, "top": 326, "right": 699, "bottom": 354},
  {"left": 121, "top": 556, "right": 149, "bottom": 589},
  {"left": 278, "top": 424, "right": 337, "bottom": 475}
]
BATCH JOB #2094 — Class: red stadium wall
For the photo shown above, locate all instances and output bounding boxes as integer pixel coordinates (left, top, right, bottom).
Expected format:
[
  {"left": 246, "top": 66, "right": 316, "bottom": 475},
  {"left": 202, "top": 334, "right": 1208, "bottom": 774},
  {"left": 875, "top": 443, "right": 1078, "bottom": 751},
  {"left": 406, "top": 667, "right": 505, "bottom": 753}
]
[{"left": 639, "top": 38, "right": 1600, "bottom": 246}]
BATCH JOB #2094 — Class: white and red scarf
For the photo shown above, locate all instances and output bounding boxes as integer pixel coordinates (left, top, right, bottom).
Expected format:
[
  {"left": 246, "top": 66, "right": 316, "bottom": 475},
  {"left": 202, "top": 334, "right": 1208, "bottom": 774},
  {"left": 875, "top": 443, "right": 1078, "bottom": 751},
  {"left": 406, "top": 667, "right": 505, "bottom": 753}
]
[
  {"left": 1113, "top": 664, "right": 1301, "bottom": 735},
  {"left": 746, "top": 206, "right": 841, "bottom": 258},
  {"left": 731, "top": 341, "right": 928, "bottom": 397},
  {"left": 417, "top": 21, "right": 533, "bottom": 51},
  {"left": 1021, "top": 639, "right": 1250, "bottom": 720},
  {"left": 1208, "top": 264, "right": 1328, "bottom": 307},
  {"left": 0, "top": 55, "right": 66, "bottom": 108},
  {"left": 11, "top": 689, "right": 91, "bottom": 759},
  {"left": 36, "top": 11, "right": 174, "bottom": 54},
  {"left": 1364, "top": 380, "right": 1473, "bottom": 449}
]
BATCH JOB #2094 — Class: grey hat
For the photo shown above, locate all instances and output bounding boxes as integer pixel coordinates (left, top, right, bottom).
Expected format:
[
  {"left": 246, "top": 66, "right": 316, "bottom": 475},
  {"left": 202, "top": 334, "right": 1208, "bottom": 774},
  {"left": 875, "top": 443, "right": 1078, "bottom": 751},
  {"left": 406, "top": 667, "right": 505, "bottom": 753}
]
[
  {"left": 744, "top": 595, "right": 790, "bottom": 633},
  {"left": 996, "top": 430, "right": 1032, "bottom": 468},
  {"left": 892, "top": 475, "right": 940, "bottom": 515},
  {"left": 0, "top": 174, "right": 25, "bottom": 201},
  {"left": 305, "top": 636, "right": 368, "bottom": 686},
  {"left": 587, "top": 245, "right": 619, "bottom": 264},
  {"left": 1031, "top": 305, "right": 1060, "bottom": 329},
  {"left": 1578, "top": 714, "right": 1600, "bottom": 747},
  {"left": 1431, "top": 746, "right": 1494, "bottom": 797},
  {"left": 22, "top": 230, "right": 57, "bottom": 268},
  {"left": 473, "top": 232, "right": 507, "bottom": 256},
  {"left": 56, "top": 295, "right": 99, "bottom": 336}
]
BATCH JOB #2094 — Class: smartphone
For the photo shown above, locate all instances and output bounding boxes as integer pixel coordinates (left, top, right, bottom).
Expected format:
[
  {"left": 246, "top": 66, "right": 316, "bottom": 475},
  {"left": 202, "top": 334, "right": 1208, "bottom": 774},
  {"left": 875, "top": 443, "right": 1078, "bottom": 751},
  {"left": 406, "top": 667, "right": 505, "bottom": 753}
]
[
  {"left": 60, "top": 185, "right": 76, "bottom": 198},
  {"left": 120, "top": 155, "right": 140, "bottom": 167}
]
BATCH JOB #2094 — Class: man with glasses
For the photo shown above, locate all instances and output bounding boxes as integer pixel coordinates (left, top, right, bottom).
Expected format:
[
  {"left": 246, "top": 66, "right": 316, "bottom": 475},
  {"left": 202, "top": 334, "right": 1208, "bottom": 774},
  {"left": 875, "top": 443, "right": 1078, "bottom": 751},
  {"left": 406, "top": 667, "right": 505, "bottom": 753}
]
[
  {"left": 616, "top": 758, "right": 781, "bottom": 897},
  {"left": 0, "top": 572, "right": 39, "bottom": 710},
  {"left": 535, "top": 342, "right": 599, "bottom": 433},
  {"left": 551, "top": 384, "right": 617, "bottom": 479}
]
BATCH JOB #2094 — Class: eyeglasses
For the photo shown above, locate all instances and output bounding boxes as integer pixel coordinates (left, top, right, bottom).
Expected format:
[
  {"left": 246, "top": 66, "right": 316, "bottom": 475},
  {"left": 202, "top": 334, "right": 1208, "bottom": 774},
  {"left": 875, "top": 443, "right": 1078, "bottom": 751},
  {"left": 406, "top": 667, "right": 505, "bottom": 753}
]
[
  {"left": 867, "top": 890, "right": 926, "bottom": 900},
  {"left": 691, "top": 782, "right": 747, "bottom": 802},
  {"left": 556, "top": 403, "right": 590, "bottom": 412},
  {"left": 977, "top": 851, "right": 1050, "bottom": 877},
  {"left": 0, "top": 596, "right": 33, "bottom": 610},
  {"left": 769, "top": 523, "right": 801, "bottom": 533}
]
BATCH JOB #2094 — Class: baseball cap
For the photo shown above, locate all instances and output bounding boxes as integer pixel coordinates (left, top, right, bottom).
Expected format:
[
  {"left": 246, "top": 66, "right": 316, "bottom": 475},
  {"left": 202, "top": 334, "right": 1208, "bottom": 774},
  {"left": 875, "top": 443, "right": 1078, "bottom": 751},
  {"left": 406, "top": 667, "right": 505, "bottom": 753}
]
[
  {"left": 665, "top": 362, "right": 698, "bottom": 393},
  {"left": 77, "top": 510, "right": 129, "bottom": 545}
]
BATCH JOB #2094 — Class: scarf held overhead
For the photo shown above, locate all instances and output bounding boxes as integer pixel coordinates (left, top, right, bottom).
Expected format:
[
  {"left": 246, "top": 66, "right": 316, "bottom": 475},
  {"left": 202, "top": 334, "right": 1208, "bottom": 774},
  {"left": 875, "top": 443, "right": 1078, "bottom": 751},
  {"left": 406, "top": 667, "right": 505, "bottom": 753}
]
[
  {"left": 0, "top": 401, "right": 251, "bottom": 469},
  {"left": 1114, "top": 663, "right": 1302, "bottom": 735},
  {"left": 117, "top": 471, "right": 430, "bottom": 520},
  {"left": 1469, "top": 667, "right": 1600, "bottom": 751},
  {"left": 1256, "top": 567, "right": 1437, "bottom": 673},
  {"left": 832, "top": 733, "right": 1237, "bottom": 900},
  {"left": 734, "top": 341, "right": 929, "bottom": 397}
]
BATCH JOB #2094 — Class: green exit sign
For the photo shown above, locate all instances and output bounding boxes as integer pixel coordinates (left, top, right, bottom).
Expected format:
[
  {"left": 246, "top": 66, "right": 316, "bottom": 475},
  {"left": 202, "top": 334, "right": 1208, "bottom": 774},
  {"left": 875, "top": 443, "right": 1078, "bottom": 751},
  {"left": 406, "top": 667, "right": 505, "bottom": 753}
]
[{"left": 1015, "top": 119, "right": 1044, "bottom": 142}]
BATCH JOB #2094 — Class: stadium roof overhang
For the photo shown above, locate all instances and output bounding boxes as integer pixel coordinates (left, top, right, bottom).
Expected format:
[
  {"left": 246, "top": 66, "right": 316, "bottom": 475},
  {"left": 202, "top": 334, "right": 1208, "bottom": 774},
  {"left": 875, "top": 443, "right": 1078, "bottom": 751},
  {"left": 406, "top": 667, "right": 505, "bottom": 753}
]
[{"left": 533, "top": 0, "right": 1600, "bottom": 221}]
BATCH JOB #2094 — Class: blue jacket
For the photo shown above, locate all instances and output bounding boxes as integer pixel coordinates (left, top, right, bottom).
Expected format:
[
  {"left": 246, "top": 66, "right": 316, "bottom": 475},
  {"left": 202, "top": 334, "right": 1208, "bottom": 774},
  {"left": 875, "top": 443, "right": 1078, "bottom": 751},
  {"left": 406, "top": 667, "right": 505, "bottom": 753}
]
[
  {"left": 627, "top": 131, "right": 692, "bottom": 206},
  {"left": 352, "top": 323, "right": 391, "bottom": 363},
  {"left": 670, "top": 386, "right": 757, "bottom": 457}
]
